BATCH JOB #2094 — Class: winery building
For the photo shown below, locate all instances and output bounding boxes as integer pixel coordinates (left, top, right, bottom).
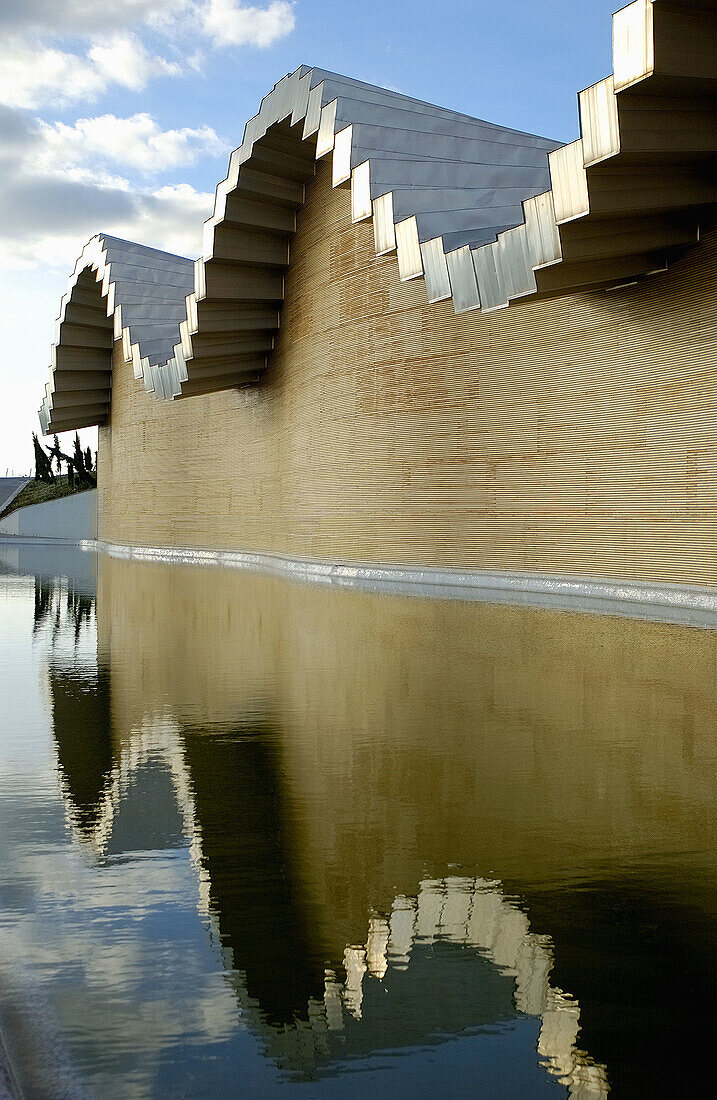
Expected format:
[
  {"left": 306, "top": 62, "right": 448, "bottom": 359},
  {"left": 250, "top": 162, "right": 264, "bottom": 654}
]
[{"left": 38, "top": 0, "right": 717, "bottom": 604}]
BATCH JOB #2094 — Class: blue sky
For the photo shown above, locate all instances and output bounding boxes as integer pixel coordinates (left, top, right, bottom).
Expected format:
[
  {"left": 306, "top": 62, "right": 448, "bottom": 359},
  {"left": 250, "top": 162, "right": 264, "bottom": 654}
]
[{"left": 0, "top": 0, "right": 616, "bottom": 473}]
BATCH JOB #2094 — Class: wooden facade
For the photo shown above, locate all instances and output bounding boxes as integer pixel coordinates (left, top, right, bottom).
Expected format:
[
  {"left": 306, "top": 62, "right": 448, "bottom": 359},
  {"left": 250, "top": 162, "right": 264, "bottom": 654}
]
[{"left": 98, "top": 160, "right": 717, "bottom": 586}]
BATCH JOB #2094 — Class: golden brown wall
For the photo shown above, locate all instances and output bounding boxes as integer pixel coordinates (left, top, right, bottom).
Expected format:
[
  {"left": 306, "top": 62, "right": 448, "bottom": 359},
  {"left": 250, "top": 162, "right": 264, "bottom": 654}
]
[{"left": 99, "top": 160, "right": 717, "bottom": 584}]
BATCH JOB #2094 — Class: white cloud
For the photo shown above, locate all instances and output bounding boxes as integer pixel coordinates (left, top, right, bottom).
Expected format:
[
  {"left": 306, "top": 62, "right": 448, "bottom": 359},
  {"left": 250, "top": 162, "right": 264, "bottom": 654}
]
[
  {"left": 0, "top": 41, "right": 103, "bottom": 110},
  {"left": 0, "top": 185, "right": 212, "bottom": 272},
  {"left": 0, "top": 1, "right": 181, "bottom": 35},
  {"left": 40, "top": 113, "right": 226, "bottom": 175},
  {"left": 130, "top": 183, "right": 216, "bottom": 255},
  {"left": 0, "top": 34, "right": 180, "bottom": 109},
  {"left": 186, "top": 49, "right": 207, "bottom": 73},
  {"left": 89, "top": 35, "right": 180, "bottom": 90},
  {"left": 4, "top": 177, "right": 214, "bottom": 269},
  {"left": 0, "top": 105, "right": 220, "bottom": 270},
  {"left": 0, "top": 1, "right": 298, "bottom": 471},
  {"left": 0, "top": 1, "right": 297, "bottom": 52},
  {"left": 202, "top": 0, "right": 295, "bottom": 48},
  {"left": 0, "top": 2, "right": 298, "bottom": 108}
]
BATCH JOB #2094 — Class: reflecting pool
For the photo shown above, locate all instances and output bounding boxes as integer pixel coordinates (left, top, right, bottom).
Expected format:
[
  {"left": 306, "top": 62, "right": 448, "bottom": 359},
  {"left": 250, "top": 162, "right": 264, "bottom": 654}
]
[{"left": 0, "top": 542, "right": 716, "bottom": 1097}]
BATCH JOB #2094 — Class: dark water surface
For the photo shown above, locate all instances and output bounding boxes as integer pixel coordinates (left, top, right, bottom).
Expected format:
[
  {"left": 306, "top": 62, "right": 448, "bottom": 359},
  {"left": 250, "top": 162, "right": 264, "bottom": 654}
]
[{"left": 0, "top": 542, "right": 715, "bottom": 1098}]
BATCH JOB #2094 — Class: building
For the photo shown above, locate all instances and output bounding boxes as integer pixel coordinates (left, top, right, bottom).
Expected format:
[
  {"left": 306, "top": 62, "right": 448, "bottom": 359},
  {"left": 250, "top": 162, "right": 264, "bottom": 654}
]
[{"left": 38, "top": 0, "right": 717, "bottom": 606}]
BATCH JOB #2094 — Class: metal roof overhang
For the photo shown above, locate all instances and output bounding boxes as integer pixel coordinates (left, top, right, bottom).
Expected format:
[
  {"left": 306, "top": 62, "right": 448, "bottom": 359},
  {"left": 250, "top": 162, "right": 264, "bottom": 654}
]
[{"left": 39, "top": 0, "right": 717, "bottom": 434}]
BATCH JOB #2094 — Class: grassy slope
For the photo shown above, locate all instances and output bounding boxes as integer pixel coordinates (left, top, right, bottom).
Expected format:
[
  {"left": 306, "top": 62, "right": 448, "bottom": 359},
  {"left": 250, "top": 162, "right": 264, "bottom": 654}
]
[{"left": 0, "top": 476, "right": 93, "bottom": 520}]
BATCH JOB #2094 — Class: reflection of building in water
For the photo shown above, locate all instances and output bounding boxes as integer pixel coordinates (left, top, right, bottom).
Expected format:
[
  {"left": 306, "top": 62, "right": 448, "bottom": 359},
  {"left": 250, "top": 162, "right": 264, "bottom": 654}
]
[
  {"left": 47, "top": 551, "right": 717, "bottom": 1094},
  {"left": 14, "top": 569, "right": 110, "bottom": 846},
  {"left": 0, "top": 542, "right": 96, "bottom": 650},
  {"left": 36, "top": 567, "right": 193, "bottom": 860},
  {"left": 182, "top": 722, "right": 327, "bottom": 1030},
  {"left": 0, "top": 541, "right": 96, "bottom": 594},
  {"left": 50, "top": 665, "right": 113, "bottom": 842},
  {"left": 95, "top": 554, "right": 717, "bottom": 892},
  {"left": 25, "top": 571, "right": 112, "bottom": 846},
  {"left": 49, "top": 671, "right": 608, "bottom": 1093},
  {"left": 32, "top": 575, "right": 93, "bottom": 642},
  {"left": 314, "top": 878, "right": 608, "bottom": 1097},
  {"left": 55, "top": 709, "right": 195, "bottom": 860},
  {"left": 181, "top": 722, "right": 603, "bottom": 1096},
  {"left": 217, "top": 875, "right": 610, "bottom": 1095}
]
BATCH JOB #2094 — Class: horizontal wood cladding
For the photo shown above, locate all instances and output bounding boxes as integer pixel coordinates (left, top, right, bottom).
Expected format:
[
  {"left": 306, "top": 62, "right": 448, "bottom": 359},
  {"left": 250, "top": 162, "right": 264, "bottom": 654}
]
[{"left": 99, "top": 160, "right": 717, "bottom": 586}]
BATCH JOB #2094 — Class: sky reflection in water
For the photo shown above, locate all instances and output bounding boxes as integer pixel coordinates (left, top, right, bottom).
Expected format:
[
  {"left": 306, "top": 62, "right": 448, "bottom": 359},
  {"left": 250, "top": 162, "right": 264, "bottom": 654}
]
[{"left": 0, "top": 542, "right": 715, "bottom": 1097}]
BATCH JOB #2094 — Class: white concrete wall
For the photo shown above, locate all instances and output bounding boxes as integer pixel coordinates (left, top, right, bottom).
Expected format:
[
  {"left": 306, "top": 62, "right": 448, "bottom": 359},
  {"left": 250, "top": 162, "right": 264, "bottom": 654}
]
[{"left": 0, "top": 490, "right": 97, "bottom": 539}]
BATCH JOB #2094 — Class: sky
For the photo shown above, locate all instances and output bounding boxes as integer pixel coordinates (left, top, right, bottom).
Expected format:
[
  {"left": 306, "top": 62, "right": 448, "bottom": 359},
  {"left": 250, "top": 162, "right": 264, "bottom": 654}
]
[{"left": 0, "top": 0, "right": 616, "bottom": 474}]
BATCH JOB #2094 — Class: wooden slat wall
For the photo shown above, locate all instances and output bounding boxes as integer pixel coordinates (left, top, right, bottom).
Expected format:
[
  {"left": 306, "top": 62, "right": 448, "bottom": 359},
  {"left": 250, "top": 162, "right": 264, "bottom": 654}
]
[{"left": 99, "top": 160, "right": 717, "bottom": 585}]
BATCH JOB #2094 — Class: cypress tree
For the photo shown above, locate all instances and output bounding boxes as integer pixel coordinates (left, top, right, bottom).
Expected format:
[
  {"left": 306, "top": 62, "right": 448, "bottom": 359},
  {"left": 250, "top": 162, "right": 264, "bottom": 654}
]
[
  {"left": 53, "top": 435, "right": 62, "bottom": 476},
  {"left": 73, "top": 433, "right": 85, "bottom": 476},
  {"left": 71, "top": 432, "right": 96, "bottom": 488},
  {"left": 32, "top": 433, "right": 55, "bottom": 483}
]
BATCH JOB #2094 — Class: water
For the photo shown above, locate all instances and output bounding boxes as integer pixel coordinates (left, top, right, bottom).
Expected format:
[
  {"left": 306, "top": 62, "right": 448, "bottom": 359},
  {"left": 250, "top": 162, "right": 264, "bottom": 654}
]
[{"left": 0, "top": 542, "right": 715, "bottom": 1098}]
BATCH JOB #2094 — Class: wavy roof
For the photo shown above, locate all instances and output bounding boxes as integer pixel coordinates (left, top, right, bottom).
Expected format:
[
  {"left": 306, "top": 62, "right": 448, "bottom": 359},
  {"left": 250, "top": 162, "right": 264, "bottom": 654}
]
[{"left": 39, "top": 0, "right": 717, "bottom": 434}]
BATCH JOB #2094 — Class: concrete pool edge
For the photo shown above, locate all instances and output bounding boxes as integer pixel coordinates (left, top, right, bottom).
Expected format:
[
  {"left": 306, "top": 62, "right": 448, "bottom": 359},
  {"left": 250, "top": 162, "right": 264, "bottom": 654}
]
[{"left": 65, "top": 537, "right": 717, "bottom": 629}]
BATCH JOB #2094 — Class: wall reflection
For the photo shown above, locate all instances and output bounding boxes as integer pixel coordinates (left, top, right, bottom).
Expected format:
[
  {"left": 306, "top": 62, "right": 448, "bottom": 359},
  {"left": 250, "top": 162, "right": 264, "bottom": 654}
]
[
  {"left": 46, "top": 554, "right": 717, "bottom": 1095},
  {"left": 50, "top": 665, "right": 113, "bottom": 842}
]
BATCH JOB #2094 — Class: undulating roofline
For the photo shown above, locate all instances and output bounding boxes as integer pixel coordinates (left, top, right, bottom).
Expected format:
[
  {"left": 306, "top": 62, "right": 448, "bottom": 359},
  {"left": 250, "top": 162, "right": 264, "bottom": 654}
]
[{"left": 39, "top": 0, "right": 717, "bottom": 435}]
